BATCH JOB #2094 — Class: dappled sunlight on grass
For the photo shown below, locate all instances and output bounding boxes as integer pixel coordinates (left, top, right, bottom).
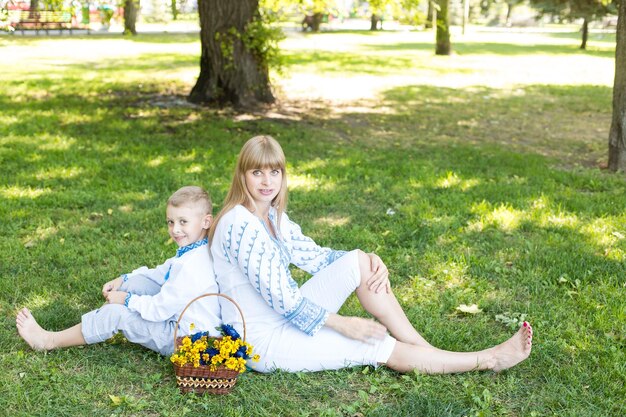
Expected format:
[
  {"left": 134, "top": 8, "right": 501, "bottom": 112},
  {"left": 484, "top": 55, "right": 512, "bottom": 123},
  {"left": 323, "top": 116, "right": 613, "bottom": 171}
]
[
  {"left": 23, "top": 225, "right": 60, "bottom": 247},
  {"left": 468, "top": 202, "right": 525, "bottom": 233},
  {"left": 313, "top": 215, "right": 351, "bottom": 227},
  {"left": 146, "top": 156, "right": 166, "bottom": 167},
  {"left": 581, "top": 218, "right": 626, "bottom": 248},
  {"left": 543, "top": 213, "right": 579, "bottom": 229},
  {"left": 184, "top": 164, "right": 203, "bottom": 174},
  {"left": 288, "top": 173, "right": 328, "bottom": 191},
  {"left": 34, "top": 166, "right": 85, "bottom": 181},
  {"left": 435, "top": 172, "right": 480, "bottom": 191},
  {"left": 0, "top": 185, "right": 51, "bottom": 199}
]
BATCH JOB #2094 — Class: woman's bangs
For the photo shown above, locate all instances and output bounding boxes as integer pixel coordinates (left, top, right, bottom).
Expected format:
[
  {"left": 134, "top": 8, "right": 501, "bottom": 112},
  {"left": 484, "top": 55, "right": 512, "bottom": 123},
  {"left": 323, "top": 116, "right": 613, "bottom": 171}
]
[{"left": 242, "top": 146, "right": 284, "bottom": 172}]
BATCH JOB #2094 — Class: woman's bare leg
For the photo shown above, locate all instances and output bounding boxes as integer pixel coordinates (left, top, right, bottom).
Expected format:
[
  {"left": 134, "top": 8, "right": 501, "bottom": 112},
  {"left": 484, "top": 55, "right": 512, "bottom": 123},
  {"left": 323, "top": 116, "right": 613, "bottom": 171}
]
[
  {"left": 16, "top": 308, "right": 86, "bottom": 351},
  {"left": 385, "top": 323, "right": 533, "bottom": 374},
  {"left": 354, "top": 251, "right": 433, "bottom": 347}
]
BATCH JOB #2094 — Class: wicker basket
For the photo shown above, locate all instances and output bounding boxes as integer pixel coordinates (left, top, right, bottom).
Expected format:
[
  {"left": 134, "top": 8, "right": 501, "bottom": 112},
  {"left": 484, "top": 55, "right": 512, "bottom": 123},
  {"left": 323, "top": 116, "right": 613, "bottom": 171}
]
[{"left": 172, "top": 293, "right": 247, "bottom": 395}]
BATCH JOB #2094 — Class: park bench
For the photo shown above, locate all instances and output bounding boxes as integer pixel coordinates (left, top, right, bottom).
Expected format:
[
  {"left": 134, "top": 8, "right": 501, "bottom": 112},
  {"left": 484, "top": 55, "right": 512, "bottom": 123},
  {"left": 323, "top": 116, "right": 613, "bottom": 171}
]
[{"left": 10, "top": 9, "right": 85, "bottom": 34}]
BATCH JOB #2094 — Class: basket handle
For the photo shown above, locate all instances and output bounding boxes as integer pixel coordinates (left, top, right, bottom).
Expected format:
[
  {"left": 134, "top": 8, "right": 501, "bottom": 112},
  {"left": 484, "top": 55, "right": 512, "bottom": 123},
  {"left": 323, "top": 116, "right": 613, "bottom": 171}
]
[{"left": 173, "top": 293, "right": 246, "bottom": 345}]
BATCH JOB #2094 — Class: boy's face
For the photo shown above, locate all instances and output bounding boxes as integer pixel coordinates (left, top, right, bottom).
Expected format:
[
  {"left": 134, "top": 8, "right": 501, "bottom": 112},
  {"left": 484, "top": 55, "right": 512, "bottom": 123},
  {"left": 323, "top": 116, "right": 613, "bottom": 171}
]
[{"left": 166, "top": 203, "right": 212, "bottom": 247}]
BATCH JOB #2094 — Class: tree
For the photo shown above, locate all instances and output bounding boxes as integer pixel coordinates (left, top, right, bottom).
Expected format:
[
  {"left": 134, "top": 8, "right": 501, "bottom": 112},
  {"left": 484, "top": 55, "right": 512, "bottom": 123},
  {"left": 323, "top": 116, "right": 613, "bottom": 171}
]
[
  {"left": 530, "top": 0, "right": 615, "bottom": 49},
  {"left": 504, "top": 0, "right": 525, "bottom": 26},
  {"left": 435, "top": 0, "right": 451, "bottom": 55},
  {"left": 189, "top": 0, "right": 280, "bottom": 107},
  {"left": 123, "top": 0, "right": 139, "bottom": 35},
  {"left": 368, "top": 0, "right": 388, "bottom": 30},
  {"left": 608, "top": 1, "right": 626, "bottom": 171},
  {"left": 298, "top": 0, "right": 337, "bottom": 32}
]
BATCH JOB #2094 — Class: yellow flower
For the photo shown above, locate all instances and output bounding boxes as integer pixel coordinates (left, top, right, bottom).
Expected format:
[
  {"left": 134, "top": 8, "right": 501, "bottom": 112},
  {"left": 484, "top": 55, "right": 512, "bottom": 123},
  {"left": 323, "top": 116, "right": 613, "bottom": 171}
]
[
  {"left": 189, "top": 323, "right": 195, "bottom": 331},
  {"left": 224, "top": 357, "right": 238, "bottom": 370},
  {"left": 237, "top": 358, "right": 246, "bottom": 373},
  {"left": 220, "top": 340, "right": 235, "bottom": 356},
  {"left": 252, "top": 354, "right": 260, "bottom": 362}
]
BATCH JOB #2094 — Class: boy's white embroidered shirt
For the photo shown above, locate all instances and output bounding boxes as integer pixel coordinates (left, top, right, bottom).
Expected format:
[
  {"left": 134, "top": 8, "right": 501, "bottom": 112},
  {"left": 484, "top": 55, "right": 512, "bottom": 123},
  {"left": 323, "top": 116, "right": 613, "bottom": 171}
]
[
  {"left": 124, "top": 239, "right": 221, "bottom": 335},
  {"left": 212, "top": 205, "right": 346, "bottom": 336}
]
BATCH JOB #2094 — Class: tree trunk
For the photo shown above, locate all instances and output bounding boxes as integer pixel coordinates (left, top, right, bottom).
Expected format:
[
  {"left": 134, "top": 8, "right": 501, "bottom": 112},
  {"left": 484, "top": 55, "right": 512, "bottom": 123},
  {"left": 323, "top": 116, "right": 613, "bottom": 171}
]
[
  {"left": 171, "top": 0, "right": 178, "bottom": 20},
  {"left": 302, "top": 13, "right": 323, "bottom": 32},
  {"left": 189, "top": 0, "right": 274, "bottom": 108},
  {"left": 435, "top": 0, "right": 451, "bottom": 55},
  {"left": 123, "top": 0, "right": 139, "bottom": 35},
  {"left": 580, "top": 17, "right": 589, "bottom": 49},
  {"left": 426, "top": 1, "right": 433, "bottom": 28},
  {"left": 608, "top": 4, "right": 626, "bottom": 171},
  {"left": 505, "top": 3, "right": 513, "bottom": 27},
  {"left": 370, "top": 14, "right": 382, "bottom": 30}
]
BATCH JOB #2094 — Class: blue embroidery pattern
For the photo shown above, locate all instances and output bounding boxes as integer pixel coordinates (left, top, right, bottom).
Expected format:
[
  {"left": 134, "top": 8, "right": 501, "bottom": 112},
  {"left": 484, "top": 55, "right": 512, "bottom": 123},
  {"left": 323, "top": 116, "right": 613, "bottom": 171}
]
[
  {"left": 223, "top": 207, "right": 342, "bottom": 336},
  {"left": 176, "top": 238, "right": 208, "bottom": 258}
]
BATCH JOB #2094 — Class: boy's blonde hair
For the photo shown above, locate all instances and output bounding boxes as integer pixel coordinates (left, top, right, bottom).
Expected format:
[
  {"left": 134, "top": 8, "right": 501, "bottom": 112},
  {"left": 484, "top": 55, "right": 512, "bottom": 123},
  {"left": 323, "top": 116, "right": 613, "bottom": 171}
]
[
  {"left": 209, "top": 135, "right": 288, "bottom": 242},
  {"left": 168, "top": 186, "right": 213, "bottom": 215}
]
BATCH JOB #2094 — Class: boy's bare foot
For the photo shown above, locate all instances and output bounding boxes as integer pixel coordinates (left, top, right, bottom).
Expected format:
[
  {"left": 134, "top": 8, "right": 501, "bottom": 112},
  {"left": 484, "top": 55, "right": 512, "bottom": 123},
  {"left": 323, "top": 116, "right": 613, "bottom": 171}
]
[
  {"left": 492, "top": 322, "right": 533, "bottom": 372},
  {"left": 16, "top": 308, "right": 54, "bottom": 351}
]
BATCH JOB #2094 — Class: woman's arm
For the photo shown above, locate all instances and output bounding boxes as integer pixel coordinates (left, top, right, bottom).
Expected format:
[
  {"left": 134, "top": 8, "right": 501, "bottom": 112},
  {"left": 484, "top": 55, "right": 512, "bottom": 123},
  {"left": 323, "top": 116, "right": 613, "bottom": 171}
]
[
  {"left": 325, "top": 313, "right": 387, "bottom": 343},
  {"left": 283, "top": 215, "right": 347, "bottom": 274},
  {"left": 221, "top": 211, "right": 330, "bottom": 336}
]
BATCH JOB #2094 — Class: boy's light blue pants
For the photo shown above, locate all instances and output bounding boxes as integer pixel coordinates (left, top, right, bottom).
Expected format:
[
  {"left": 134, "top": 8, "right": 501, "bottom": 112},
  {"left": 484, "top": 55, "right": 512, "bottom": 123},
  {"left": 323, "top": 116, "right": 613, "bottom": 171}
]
[{"left": 81, "top": 277, "right": 177, "bottom": 355}]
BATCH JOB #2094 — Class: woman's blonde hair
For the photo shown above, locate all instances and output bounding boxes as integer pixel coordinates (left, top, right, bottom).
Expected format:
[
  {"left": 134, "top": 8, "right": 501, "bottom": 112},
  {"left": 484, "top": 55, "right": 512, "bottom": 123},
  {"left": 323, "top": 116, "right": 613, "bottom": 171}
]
[{"left": 209, "top": 135, "right": 288, "bottom": 242}]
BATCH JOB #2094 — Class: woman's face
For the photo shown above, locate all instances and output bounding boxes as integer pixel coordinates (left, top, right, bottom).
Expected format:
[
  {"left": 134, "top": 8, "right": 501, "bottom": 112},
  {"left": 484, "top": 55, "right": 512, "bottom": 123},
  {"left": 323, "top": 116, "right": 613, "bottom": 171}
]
[{"left": 245, "top": 167, "right": 282, "bottom": 209}]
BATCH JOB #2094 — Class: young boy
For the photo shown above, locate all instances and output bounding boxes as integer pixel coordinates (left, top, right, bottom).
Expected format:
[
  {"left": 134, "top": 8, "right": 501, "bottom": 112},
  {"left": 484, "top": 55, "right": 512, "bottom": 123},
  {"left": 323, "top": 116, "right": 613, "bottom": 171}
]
[{"left": 16, "top": 185, "right": 221, "bottom": 356}]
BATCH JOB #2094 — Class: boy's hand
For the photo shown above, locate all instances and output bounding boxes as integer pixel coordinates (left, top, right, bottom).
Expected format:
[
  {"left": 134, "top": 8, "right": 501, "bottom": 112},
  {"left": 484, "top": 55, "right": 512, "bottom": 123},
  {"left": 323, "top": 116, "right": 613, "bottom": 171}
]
[
  {"left": 102, "top": 277, "right": 123, "bottom": 299},
  {"left": 106, "top": 290, "right": 128, "bottom": 305}
]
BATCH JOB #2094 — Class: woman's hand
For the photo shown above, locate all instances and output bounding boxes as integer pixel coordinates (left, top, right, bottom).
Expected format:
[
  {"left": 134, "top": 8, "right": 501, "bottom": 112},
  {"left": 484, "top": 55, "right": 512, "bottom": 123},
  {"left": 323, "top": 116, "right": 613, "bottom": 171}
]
[
  {"left": 325, "top": 313, "right": 387, "bottom": 344},
  {"left": 366, "top": 252, "right": 390, "bottom": 294},
  {"left": 106, "top": 290, "right": 128, "bottom": 305},
  {"left": 102, "top": 277, "right": 123, "bottom": 299}
]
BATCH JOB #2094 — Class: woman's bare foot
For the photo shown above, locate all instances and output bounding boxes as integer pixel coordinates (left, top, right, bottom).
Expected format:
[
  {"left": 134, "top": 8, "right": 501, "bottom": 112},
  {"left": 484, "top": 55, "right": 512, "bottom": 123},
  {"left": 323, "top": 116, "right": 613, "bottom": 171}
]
[
  {"left": 16, "top": 308, "right": 54, "bottom": 351},
  {"left": 491, "top": 322, "right": 533, "bottom": 372}
]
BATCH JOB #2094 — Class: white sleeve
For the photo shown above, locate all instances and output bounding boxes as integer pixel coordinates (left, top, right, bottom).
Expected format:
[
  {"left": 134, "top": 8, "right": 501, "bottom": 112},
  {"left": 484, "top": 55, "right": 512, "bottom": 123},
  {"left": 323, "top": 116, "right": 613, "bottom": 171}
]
[
  {"left": 220, "top": 214, "right": 328, "bottom": 336},
  {"left": 126, "top": 257, "right": 209, "bottom": 322},
  {"left": 122, "top": 259, "right": 173, "bottom": 287},
  {"left": 283, "top": 214, "right": 347, "bottom": 275}
]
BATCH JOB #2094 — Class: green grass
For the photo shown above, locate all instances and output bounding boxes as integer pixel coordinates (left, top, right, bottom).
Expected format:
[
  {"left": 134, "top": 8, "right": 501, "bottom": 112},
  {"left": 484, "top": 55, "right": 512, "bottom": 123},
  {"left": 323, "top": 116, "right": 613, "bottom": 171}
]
[{"left": 1, "top": 28, "right": 625, "bottom": 416}]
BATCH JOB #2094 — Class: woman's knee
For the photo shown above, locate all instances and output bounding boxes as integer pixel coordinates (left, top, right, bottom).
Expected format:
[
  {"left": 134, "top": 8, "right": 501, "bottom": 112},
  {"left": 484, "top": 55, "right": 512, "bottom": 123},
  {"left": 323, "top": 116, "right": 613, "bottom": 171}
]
[{"left": 355, "top": 249, "right": 373, "bottom": 283}]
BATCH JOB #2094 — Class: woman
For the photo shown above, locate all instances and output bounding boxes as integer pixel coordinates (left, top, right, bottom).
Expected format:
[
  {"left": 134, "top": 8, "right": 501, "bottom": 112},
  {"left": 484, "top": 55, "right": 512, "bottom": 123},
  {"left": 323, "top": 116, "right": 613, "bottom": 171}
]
[{"left": 209, "top": 135, "right": 532, "bottom": 373}]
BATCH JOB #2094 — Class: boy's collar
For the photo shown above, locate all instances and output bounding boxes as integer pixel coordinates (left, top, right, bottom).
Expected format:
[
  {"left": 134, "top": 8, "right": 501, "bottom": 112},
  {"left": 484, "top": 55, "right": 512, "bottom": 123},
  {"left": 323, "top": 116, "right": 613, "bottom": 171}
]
[{"left": 176, "top": 237, "right": 208, "bottom": 258}]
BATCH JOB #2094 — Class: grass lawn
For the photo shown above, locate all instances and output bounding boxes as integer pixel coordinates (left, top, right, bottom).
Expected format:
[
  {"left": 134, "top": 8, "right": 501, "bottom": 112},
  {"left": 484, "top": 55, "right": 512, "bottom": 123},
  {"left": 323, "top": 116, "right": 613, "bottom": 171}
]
[{"left": 1, "top": 26, "right": 624, "bottom": 416}]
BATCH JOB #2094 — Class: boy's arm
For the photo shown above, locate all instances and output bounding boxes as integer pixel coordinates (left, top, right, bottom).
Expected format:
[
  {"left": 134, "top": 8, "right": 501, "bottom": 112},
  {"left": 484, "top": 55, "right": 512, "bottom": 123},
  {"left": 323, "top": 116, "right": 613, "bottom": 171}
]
[
  {"left": 124, "top": 256, "right": 211, "bottom": 322},
  {"left": 122, "top": 260, "right": 173, "bottom": 287}
]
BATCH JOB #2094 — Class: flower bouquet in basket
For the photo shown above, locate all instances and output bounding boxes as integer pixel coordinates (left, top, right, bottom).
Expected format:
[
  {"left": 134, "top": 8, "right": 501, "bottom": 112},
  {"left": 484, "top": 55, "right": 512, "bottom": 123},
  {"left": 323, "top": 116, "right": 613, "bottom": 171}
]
[
  {"left": 171, "top": 323, "right": 259, "bottom": 395},
  {"left": 170, "top": 293, "right": 258, "bottom": 395}
]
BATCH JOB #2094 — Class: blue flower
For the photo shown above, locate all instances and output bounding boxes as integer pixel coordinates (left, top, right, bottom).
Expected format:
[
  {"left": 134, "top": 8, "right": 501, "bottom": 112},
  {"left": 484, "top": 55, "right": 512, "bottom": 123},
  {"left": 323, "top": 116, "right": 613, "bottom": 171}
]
[
  {"left": 191, "top": 332, "right": 203, "bottom": 342},
  {"left": 220, "top": 324, "right": 241, "bottom": 340},
  {"left": 234, "top": 345, "right": 248, "bottom": 359},
  {"left": 207, "top": 347, "right": 219, "bottom": 357}
]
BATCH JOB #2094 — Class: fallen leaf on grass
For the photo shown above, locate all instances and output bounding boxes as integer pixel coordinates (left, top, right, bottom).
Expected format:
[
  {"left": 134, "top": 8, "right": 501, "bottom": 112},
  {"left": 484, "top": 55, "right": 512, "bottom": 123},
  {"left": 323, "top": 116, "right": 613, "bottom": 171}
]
[
  {"left": 456, "top": 304, "right": 482, "bottom": 314},
  {"left": 109, "top": 395, "right": 122, "bottom": 405}
]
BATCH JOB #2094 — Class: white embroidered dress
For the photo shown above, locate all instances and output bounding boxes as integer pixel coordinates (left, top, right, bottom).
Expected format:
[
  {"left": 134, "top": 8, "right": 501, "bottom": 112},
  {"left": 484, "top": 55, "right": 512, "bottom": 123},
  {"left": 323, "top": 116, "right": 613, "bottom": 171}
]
[{"left": 211, "top": 205, "right": 396, "bottom": 372}]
